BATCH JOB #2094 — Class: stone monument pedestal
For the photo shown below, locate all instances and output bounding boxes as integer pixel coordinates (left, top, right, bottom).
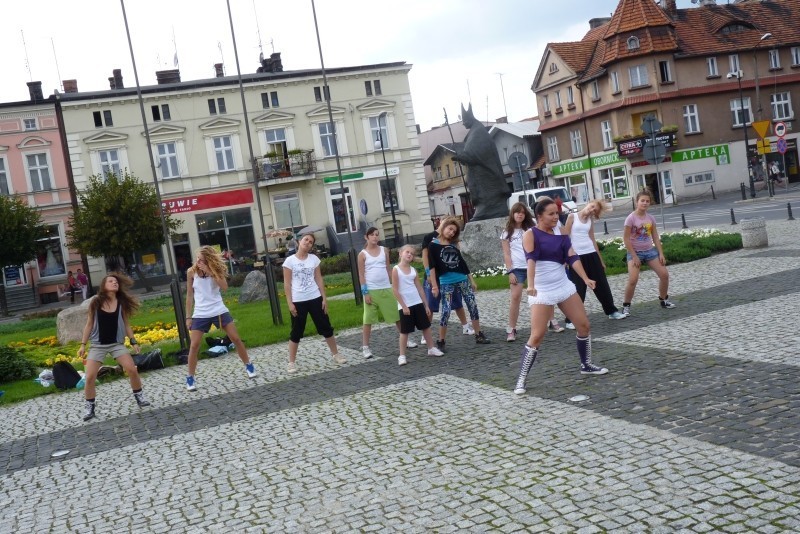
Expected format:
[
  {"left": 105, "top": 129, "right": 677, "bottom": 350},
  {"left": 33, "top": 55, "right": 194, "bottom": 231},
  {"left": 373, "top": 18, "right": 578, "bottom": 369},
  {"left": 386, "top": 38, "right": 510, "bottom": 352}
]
[
  {"left": 459, "top": 217, "right": 507, "bottom": 272},
  {"left": 739, "top": 217, "right": 768, "bottom": 248}
]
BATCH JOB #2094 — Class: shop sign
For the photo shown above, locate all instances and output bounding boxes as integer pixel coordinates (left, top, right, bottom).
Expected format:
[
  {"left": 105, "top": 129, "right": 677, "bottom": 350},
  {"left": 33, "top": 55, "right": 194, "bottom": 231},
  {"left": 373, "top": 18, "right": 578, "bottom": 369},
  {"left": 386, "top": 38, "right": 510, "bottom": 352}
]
[
  {"left": 322, "top": 167, "right": 399, "bottom": 184},
  {"left": 590, "top": 152, "right": 624, "bottom": 167},
  {"left": 616, "top": 132, "right": 677, "bottom": 157},
  {"left": 551, "top": 158, "right": 589, "bottom": 176},
  {"left": 672, "top": 144, "right": 730, "bottom": 165},
  {"left": 162, "top": 188, "right": 253, "bottom": 214}
]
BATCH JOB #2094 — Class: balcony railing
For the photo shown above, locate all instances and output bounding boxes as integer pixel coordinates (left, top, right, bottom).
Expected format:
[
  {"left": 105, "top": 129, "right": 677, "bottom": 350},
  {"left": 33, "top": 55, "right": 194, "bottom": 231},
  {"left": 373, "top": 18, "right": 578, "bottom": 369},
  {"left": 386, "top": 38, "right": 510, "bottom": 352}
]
[{"left": 258, "top": 149, "right": 316, "bottom": 180}]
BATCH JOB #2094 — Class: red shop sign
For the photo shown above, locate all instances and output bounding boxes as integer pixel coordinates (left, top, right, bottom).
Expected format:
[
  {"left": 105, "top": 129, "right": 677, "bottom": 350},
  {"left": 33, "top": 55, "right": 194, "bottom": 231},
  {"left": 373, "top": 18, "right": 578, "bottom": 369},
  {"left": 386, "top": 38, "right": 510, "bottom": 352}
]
[{"left": 162, "top": 188, "right": 253, "bottom": 214}]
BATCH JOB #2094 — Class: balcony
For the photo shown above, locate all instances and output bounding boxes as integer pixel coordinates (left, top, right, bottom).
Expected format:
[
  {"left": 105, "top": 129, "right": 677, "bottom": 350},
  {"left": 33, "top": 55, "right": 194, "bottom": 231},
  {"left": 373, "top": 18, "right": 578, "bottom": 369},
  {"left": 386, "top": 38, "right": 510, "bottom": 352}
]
[{"left": 257, "top": 149, "right": 316, "bottom": 183}]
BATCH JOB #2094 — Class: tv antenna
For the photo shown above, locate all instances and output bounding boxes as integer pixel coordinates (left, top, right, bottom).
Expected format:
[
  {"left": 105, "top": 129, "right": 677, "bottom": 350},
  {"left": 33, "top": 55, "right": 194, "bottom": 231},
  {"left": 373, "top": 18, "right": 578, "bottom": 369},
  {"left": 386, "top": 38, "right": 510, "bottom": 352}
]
[{"left": 21, "top": 30, "right": 33, "bottom": 82}]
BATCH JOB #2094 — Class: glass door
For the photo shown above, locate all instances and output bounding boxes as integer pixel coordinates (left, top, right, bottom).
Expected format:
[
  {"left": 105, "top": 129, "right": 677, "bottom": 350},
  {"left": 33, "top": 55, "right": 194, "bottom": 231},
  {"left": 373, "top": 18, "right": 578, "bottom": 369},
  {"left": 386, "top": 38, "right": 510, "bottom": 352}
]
[{"left": 329, "top": 187, "right": 357, "bottom": 234}]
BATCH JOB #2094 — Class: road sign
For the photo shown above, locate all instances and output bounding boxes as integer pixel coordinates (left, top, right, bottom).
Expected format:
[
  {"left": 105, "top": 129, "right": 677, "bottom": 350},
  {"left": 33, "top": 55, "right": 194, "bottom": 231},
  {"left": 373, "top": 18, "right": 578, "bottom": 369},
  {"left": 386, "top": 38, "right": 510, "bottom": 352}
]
[
  {"left": 359, "top": 199, "right": 368, "bottom": 216},
  {"left": 774, "top": 121, "right": 787, "bottom": 138},
  {"left": 757, "top": 139, "right": 773, "bottom": 155},
  {"left": 641, "top": 116, "right": 662, "bottom": 135},
  {"left": 777, "top": 137, "right": 788, "bottom": 155},
  {"left": 642, "top": 138, "right": 666, "bottom": 165},
  {"left": 752, "top": 120, "right": 771, "bottom": 140},
  {"left": 508, "top": 151, "right": 528, "bottom": 172}
]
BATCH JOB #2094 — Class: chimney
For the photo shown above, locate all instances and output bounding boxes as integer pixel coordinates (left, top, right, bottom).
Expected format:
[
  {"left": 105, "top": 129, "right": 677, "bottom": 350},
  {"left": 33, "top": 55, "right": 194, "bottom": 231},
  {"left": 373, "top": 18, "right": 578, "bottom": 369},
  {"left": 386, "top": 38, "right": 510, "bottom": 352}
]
[
  {"left": 113, "top": 69, "right": 124, "bottom": 89},
  {"left": 27, "top": 81, "right": 44, "bottom": 102},
  {"left": 155, "top": 69, "right": 181, "bottom": 84},
  {"left": 214, "top": 63, "right": 224, "bottom": 77},
  {"left": 109, "top": 76, "right": 116, "bottom": 89},
  {"left": 63, "top": 80, "right": 78, "bottom": 93},
  {"left": 662, "top": 0, "right": 677, "bottom": 15},
  {"left": 496, "top": 116, "right": 508, "bottom": 124},
  {"left": 257, "top": 52, "right": 284, "bottom": 73},
  {"left": 589, "top": 17, "right": 611, "bottom": 29}
]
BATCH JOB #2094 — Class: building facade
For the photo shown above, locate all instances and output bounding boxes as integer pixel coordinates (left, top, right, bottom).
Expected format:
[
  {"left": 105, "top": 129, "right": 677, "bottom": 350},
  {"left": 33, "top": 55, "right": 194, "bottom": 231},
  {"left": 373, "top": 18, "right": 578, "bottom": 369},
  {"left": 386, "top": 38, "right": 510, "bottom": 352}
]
[
  {"left": 532, "top": 0, "right": 800, "bottom": 208},
  {"left": 57, "top": 58, "right": 428, "bottom": 283}
]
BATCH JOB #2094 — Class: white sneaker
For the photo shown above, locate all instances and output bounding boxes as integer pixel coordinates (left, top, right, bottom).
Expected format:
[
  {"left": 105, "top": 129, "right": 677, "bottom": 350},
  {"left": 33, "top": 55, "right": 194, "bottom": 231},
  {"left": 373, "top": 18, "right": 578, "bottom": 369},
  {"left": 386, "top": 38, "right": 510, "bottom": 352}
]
[
  {"left": 287, "top": 361, "right": 297, "bottom": 373},
  {"left": 406, "top": 339, "right": 418, "bottom": 348},
  {"left": 361, "top": 345, "right": 373, "bottom": 359},
  {"left": 462, "top": 324, "right": 475, "bottom": 335},
  {"left": 419, "top": 336, "right": 427, "bottom": 346},
  {"left": 398, "top": 355, "right": 408, "bottom": 366},
  {"left": 427, "top": 347, "right": 444, "bottom": 357},
  {"left": 332, "top": 353, "right": 347, "bottom": 365}
]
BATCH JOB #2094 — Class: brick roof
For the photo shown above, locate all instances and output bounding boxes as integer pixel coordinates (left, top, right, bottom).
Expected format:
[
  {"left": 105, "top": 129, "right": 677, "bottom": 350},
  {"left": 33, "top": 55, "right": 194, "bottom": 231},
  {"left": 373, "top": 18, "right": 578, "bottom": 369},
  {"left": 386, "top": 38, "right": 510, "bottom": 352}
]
[
  {"left": 599, "top": 0, "right": 678, "bottom": 67},
  {"left": 549, "top": 41, "right": 598, "bottom": 74}
]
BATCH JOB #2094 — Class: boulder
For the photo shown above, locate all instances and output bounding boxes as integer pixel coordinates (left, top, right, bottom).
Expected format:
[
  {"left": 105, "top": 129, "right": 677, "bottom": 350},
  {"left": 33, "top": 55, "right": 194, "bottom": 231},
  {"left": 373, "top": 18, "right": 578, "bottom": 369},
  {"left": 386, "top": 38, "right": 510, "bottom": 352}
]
[
  {"left": 458, "top": 216, "right": 507, "bottom": 272},
  {"left": 239, "top": 270, "right": 270, "bottom": 304},
  {"left": 57, "top": 297, "right": 94, "bottom": 345}
]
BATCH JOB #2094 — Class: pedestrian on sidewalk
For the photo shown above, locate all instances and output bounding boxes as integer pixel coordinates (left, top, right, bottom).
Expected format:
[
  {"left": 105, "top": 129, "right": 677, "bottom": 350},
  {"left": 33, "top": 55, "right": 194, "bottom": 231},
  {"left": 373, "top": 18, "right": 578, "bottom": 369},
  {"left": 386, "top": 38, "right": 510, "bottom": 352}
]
[
  {"left": 184, "top": 246, "right": 256, "bottom": 392},
  {"left": 76, "top": 269, "right": 89, "bottom": 300},
  {"left": 283, "top": 233, "right": 346, "bottom": 373},
  {"left": 357, "top": 227, "right": 405, "bottom": 360},
  {"left": 428, "top": 217, "right": 490, "bottom": 350},
  {"left": 67, "top": 270, "right": 80, "bottom": 303},
  {"left": 514, "top": 196, "right": 608, "bottom": 396},
  {"left": 391, "top": 245, "right": 444, "bottom": 366},
  {"left": 621, "top": 189, "right": 676, "bottom": 316},
  {"left": 501, "top": 202, "right": 535, "bottom": 342},
  {"left": 563, "top": 199, "right": 627, "bottom": 325},
  {"left": 77, "top": 273, "right": 150, "bottom": 421}
]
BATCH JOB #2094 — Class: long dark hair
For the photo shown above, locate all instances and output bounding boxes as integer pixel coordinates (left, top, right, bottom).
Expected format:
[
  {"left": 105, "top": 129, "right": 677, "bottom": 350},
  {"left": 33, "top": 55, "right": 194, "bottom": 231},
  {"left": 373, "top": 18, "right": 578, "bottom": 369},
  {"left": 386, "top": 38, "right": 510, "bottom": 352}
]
[
  {"left": 534, "top": 196, "right": 556, "bottom": 219},
  {"left": 504, "top": 202, "right": 534, "bottom": 239},
  {"left": 90, "top": 272, "right": 139, "bottom": 318}
]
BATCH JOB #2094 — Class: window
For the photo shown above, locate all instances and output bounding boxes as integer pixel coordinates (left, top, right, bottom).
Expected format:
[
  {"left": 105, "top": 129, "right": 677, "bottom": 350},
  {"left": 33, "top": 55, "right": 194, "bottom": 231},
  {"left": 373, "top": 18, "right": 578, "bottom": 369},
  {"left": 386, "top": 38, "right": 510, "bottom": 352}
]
[
  {"left": 319, "top": 122, "right": 337, "bottom": 157},
  {"left": 196, "top": 208, "right": 256, "bottom": 259},
  {"left": 98, "top": 149, "right": 120, "bottom": 178},
  {"left": 208, "top": 97, "right": 226, "bottom": 115},
  {"left": 549, "top": 63, "right": 558, "bottom": 74},
  {"left": 629, "top": 64, "right": 648, "bottom": 87},
  {"left": 554, "top": 91, "right": 562, "bottom": 109},
  {"left": 36, "top": 224, "right": 66, "bottom": 278},
  {"left": 570, "top": 130, "right": 583, "bottom": 156},
  {"left": 542, "top": 95, "right": 550, "bottom": 113},
  {"left": 23, "top": 118, "right": 37, "bottom": 131},
  {"left": 792, "top": 47, "right": 800, "bottom": 66},
  {"left": 273, "top": 192, "right": 303, "bottom": 229},
  {"left": 729, "top": 54, "right": 740, "bottom": 75},
  {"left": 601, "top": 121, "right": 613, "bottom": 149},
  {"left": 567, "top": 86, "right": 574, "bottom": 106},
  {"left": 213, "top": 135, "right": 235, "bottom": 171},
  {"left": 547, "top": 136, "right": 559, "bottom": 161},
  {"left": 93, "top": 110, "right": 113, "bottom": 127},
  {"left": 259, "top": 91, "right": 280, "bottom": 109},
  {"left": 627, "top": 36, "right": 640, "bottom": 50},
  {"left": 0, "top": 158, "right": 8, "bottom": 196},
  {"left": 599, "top": 166, "right": 629, "bottom": 199},
  {"left": 265, "top": 127, "right": 286, "bottom": 145},
  {"left": 683, "top": 104, "right": 701, "bottom": 133},
  {"left": 370, "top": 116, "right": 389, "bottom": 149},
  {"left": 151, "top": 104, "right": 171, "bottom": 121},
  {"left": 380, "top": 177, "right": 399, "bottom": 212},
  {"left": 770, "top": 92, "right": 793, "bottom": 120},
  {"left": 445, "top": 164, "right": 451, "bottom": 178},
  {"left": 707, "top": 57, "right": 719, "bottom": 77},
  {"left": 261, "top": 92, "right": 271, "bottom": 109},
  {"left": 270, "top": 92, "right": 279, "bottom": 107},
  {"left": 730, "top": 97, "right": 752, "bottom": 127},
  {"left": 264, "top": 127, "right": 287, "bottom": 163},
  {"left": 684, "top": 171, "right": 715, "bottom": 186},
  {"left": 373, "top": 80, "right": 381, "bottom": 95},
  {"left": 314, "top": 86, "right": 330, "bottom": 102},
  {"left": 610, "top": 71, "right": 620, "bottom": 93},
  {"left": 659, "top": 61, "right": 672, "bottom": 83},
  {"left": 365, "top": 81, "right": 373, "bottom": 97},
  {"left": 590, "top": 80, "right": 600, "bottom": 100},
  {"left": 769, "top": 49, "right": 781, "bottom": 70},
  {"left": 157, "top": 142, "right": 180, "bottom": 178},
  {"left": 26, "top": 153, "right": 51, "bottom": 191}
]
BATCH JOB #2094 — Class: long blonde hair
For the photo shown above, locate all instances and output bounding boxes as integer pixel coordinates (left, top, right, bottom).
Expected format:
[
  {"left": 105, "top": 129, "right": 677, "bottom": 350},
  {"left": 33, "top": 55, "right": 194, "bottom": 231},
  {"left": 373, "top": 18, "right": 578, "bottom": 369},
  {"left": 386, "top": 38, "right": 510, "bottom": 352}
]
[{"left": 190, "top": 246, "right": 228, "bottom": 279}]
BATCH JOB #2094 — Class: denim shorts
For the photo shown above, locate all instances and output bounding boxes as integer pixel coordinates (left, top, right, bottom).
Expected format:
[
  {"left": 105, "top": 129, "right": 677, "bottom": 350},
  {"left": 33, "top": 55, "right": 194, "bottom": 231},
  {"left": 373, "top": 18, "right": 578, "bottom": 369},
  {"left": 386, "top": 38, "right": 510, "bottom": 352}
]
[
  {"left": 626, "top": 247, "right": 660, "bottom": 263},
  {"left": 190, "top": 312, "right": 234, "bottom": 333},
  {"left": 509, "top": 268, "right": 527, "bottom": 286}
]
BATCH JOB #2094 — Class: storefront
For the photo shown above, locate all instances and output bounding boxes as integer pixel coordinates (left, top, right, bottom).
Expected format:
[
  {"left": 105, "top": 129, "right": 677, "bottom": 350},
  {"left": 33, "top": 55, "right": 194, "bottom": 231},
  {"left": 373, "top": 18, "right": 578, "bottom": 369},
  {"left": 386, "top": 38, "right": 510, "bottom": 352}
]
[{"left": 550, "top": 152, "right": 633, "bottom": 204}]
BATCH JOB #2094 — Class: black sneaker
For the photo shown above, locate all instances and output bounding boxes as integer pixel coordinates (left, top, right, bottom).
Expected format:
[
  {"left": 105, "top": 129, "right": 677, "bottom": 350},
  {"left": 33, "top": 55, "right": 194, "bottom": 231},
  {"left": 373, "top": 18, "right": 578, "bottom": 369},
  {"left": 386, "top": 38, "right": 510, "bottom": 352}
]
[
  {"left": 83, "top": 401, "right": 95, "bottom": 422},
  {"left": 475, "top": 331, "right": 490, "bottom": 344},
  {"left": 580, "top": 363, "right": 608, "bottom": 375},
  {"left": 134, "top": 391, "right": 151, "bottom": 407},
  {"left": 660, "top": 298, "right": 676, "bottom": 309},
  {"left": 436, "top": 340, "right": 446, "bottom": 353}
]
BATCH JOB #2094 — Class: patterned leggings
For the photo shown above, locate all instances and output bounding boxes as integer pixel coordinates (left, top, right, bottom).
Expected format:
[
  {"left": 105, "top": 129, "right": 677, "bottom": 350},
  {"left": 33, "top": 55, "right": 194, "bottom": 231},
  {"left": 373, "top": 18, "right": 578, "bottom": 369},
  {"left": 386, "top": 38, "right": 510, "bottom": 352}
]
[{"left": 439, "top": 279, "right": 479, "bottom": 327}]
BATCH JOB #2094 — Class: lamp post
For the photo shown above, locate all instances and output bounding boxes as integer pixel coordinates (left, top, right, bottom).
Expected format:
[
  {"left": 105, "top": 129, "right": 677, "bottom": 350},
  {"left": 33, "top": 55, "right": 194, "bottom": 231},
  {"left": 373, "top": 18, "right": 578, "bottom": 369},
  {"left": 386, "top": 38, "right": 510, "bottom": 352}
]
[
  {"left": 727, "top": 69, "right": 756, "bottom": 199},
  {"left": 375, "top": 111, "right": 399, "bottom": 247}
]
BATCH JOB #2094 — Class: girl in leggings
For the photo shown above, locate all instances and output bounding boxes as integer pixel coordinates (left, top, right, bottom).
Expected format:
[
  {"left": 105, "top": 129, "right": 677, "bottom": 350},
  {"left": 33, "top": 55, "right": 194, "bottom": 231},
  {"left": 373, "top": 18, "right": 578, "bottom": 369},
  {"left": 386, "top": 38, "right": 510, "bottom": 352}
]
[{"left": 283, "top": 233, "right": 346, "bottom": 373}]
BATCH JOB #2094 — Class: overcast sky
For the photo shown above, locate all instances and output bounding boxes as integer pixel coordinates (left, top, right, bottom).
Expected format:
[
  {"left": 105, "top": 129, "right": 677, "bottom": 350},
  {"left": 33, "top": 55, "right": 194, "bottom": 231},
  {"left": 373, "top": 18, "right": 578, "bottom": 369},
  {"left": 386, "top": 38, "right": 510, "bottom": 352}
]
[{"left": 1, "top": 0, "right": 697, "bottom": 131}]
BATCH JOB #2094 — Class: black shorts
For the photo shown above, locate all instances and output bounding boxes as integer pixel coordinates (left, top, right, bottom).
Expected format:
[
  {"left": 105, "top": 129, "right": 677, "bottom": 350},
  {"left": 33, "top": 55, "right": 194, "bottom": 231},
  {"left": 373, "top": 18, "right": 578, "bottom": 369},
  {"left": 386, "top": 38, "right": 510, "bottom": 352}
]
[{"left": 399, "top": 303, "right": 431, "bottom": 334}]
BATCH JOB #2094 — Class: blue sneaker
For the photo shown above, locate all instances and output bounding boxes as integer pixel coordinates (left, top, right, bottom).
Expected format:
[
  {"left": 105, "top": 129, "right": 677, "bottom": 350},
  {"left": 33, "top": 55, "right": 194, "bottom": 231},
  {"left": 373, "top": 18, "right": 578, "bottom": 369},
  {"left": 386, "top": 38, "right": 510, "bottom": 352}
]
[
  {"left": 245, "top": 363, "right": 257, "bottom": 378},
  {"left": 186, "top": 376, "right": 197, "bottom": 392}
]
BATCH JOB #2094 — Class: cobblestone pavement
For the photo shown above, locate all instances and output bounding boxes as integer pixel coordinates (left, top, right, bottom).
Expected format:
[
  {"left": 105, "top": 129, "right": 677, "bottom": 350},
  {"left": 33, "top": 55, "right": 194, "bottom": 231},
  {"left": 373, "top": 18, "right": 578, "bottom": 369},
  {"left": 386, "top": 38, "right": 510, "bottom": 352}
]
[{"left": 0, "top": 221, "right": 798, "bottom": 532}]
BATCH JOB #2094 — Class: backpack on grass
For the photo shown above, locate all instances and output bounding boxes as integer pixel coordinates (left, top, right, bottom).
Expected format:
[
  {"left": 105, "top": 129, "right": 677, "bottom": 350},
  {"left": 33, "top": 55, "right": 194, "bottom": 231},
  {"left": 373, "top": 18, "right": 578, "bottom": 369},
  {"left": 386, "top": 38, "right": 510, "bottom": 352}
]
[{"left": 52, "top": 361, "right": 81, "bottom": 390}]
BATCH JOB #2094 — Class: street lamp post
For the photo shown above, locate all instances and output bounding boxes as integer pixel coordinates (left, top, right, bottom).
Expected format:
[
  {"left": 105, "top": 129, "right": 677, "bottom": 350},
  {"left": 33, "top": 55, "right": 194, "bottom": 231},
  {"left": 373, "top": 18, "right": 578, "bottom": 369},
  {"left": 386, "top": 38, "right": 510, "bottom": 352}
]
[
  {"left": 375, "top": 111, "right": 399, "bottom": 247},
  {"left": 728, "top": 69, "right": 756, "bottom": 199}
]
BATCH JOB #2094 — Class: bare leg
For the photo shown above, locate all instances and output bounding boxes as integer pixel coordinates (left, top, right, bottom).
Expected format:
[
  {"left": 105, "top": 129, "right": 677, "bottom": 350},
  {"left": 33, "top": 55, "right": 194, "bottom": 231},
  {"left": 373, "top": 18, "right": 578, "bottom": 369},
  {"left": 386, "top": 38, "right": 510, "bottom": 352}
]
[
  {"left": 116, "top": 354, "right": 143, "bottom": 391},
  {"left": 288, "top": 341, "right": 299, "bottom": 363},
  {"left": 187, "top": 329, "right": 205, "bottom": 377},
  {"left": 422, "top": 327, "right": 435, "bottom": 347},
  {"left": 508, "top": 282, "right": 523, "bottom": 330},
  {"left": 222, "top": 322, "right": 250, "bottom": 365},
  {"left": 83, "top": 359, "right": 101, "bottom": 400},
  {"left": 362, "top": 324, "right": 372, "bottom": 347},
  {"left": 646, "top": 259, "right": 670, "bottom": 299},
  {"left": 624, "top": 259, "right": 641, "bottom": 304},
  {"left": 324, "top": 336, "right": 339, "bottom": 355},
  {"left": 399, "top": 333, "right": 408, "bottom": 356}
]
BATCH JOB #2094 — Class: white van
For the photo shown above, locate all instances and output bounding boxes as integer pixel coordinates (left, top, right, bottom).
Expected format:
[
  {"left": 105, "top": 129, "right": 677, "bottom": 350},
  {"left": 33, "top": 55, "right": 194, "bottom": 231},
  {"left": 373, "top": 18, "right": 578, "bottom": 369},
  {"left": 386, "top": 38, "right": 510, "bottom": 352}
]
[{"left": 507, "top": 187, "right": 578, "bottom": 214}]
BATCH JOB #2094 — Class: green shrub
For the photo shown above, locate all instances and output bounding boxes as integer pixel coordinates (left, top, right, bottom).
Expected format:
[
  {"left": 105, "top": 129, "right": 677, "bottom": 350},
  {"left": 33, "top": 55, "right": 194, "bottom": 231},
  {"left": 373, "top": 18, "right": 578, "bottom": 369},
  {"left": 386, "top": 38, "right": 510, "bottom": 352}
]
[
  {"left": 21, "top": 308, "right": 65, "bottom": 320},
  {"left": 228, "top": 272, "right": 248, "bottom": 287},
  {"left": 320, "top": 253, "right": 352, "bottom": 275},
  {"left": 0, "top": 347, "right": 37, "bottom": 382}
]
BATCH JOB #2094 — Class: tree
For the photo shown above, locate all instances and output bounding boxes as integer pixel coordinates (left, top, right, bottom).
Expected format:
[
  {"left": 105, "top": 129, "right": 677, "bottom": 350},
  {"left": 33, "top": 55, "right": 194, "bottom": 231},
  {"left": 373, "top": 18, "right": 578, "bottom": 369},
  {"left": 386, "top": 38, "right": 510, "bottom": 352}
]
[
  {"left": 0, "top": 196, "right": 46, "bottom": 315},
  {"left": 67, "top": 172, "right": 182, "bottom": 292}
]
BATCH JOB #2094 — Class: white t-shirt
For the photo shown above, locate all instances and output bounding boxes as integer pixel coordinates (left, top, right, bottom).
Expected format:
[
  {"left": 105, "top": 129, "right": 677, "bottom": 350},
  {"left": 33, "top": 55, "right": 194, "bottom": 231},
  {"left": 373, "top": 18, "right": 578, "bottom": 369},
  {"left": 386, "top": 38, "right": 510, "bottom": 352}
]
[
  {"left": 501, "top": 228, "right": 527, "bottom": 269},
  {"left": 192, "top": 275, "right": 229, "bottom": 318},
  {"left": 283, "top": 254, "right": 322, "bottom": 302}
]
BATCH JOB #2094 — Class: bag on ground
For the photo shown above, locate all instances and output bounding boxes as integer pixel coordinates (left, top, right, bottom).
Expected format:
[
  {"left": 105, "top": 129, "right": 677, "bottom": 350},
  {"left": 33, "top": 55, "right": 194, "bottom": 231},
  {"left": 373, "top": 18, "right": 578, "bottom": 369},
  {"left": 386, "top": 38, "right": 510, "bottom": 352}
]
[
  {"left": 133, "top": 348, "right": 164, "bottom": 372},
  {"left": 52, "top": 361, "right": 81, "bottom": 389},
  {"left": 205, "top": 335, "right": 232, "bottom": 348}
]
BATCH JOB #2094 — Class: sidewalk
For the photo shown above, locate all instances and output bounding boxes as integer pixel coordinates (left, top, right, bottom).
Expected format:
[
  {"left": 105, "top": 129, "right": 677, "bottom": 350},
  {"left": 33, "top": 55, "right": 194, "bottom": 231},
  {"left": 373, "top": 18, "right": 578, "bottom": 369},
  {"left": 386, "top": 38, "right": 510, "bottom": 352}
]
[{"left": 0, "top": 220, "right": 798, "bottom": 532}]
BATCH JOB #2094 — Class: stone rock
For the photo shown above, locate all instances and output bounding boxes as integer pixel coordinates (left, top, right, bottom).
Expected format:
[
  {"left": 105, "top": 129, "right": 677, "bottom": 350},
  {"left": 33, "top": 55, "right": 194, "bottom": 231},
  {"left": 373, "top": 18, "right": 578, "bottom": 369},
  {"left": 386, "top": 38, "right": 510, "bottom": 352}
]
[
  {"left": 239, "top": 270, "right": 270, "bottom": 304},
  {"left": 57, "top": 297, "right": 94, "bottom": 345},
  {"left": 459, "top": 216, "right": 507, "bottom": 272},
  {"left": 739, "top": 216, "right": 768, "bottom": 248}
]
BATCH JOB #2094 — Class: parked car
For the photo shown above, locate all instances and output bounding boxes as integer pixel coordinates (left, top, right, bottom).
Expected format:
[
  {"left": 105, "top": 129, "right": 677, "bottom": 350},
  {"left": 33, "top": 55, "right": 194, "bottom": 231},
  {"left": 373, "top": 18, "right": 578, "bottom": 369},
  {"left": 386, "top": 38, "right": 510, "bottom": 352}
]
[{"left": 507, "top": 186, "right": 579, "bottom": 214}]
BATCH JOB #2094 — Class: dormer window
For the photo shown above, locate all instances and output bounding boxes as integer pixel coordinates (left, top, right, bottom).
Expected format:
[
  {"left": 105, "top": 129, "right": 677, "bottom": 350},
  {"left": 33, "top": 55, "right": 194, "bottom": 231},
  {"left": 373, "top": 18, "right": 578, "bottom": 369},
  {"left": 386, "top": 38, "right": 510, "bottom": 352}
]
[
  {"left": 549, "top": 63, "right": 559, "bottom": 74},
  {"left": 721, "top": 23, "right": 750, "bottom": 35},
  {"left": 627, "top": 36, "right": 640, "bottom": 51}
]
